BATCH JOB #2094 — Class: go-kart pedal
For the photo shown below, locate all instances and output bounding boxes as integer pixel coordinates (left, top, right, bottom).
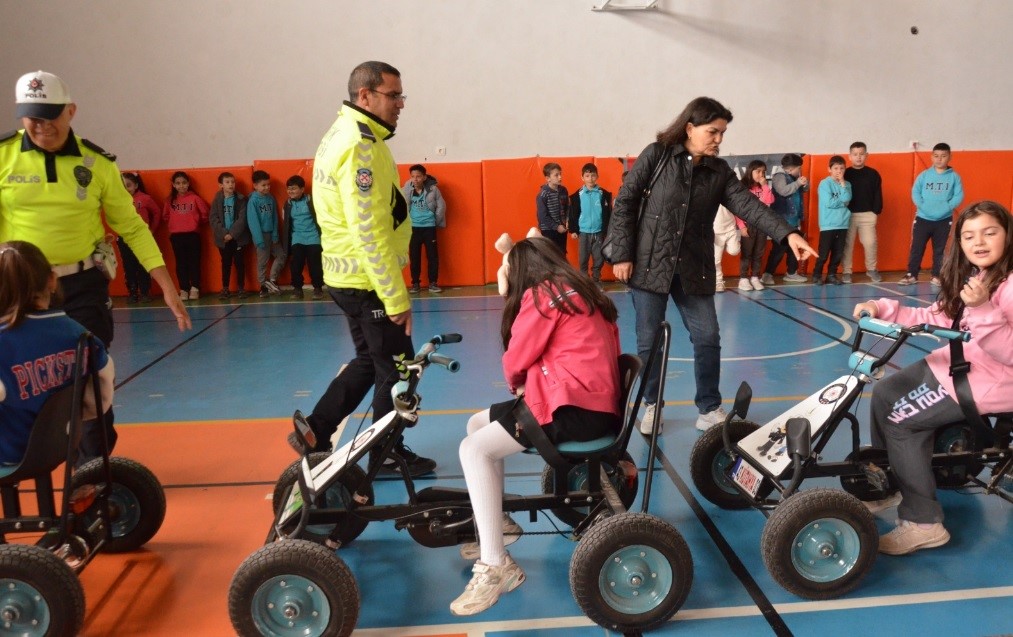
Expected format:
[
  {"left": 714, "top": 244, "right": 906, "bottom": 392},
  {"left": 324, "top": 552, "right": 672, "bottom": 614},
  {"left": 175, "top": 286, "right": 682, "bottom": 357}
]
[
  {"left": 861, "top": 461, "right": 890, "bottom": 493},
  {"left": 374, "top": 444, "right": 436, "bottom": 477}
]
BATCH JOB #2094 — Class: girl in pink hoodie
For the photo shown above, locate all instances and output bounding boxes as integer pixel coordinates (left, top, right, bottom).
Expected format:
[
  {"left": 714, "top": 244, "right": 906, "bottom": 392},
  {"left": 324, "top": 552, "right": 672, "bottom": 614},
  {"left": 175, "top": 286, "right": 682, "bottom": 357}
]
[
  {"left": 736, "top": 160, "right": 775, "bottom": 291},
  {"left": 162, "top": 171, "right": 208, "bottom": 301},
  {"left": 854, "top": 200, "right": 1013, "bottom": 556}
]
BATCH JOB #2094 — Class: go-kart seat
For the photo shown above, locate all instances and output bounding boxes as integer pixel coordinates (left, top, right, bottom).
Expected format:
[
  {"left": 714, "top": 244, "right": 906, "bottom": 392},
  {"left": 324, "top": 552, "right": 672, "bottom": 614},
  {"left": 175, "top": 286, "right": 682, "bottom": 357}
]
[
  {"left": 0, "top": 385, "right": 76, "bottom": 486},
  {"left": 521, "top": 354, "right": 642, "bottom": 465}
]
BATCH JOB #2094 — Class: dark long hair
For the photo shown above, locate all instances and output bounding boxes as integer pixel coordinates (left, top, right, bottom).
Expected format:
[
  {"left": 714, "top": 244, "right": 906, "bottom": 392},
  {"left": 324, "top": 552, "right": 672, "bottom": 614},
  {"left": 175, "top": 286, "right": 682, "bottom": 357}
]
[
  {"left": 500, "top": 237, "right": 618, "bottom": 349},
  {"left": 656, "top": 97, "right": 733, "bottom": 147},
  {"left": 122, "top": 171, "right": 147, "bottom": 194},
  {"left": 0, "top": 241, "right": 56, "bottom": 328},
  {"left": 938, "top": 200, "right": 1013, "bottom": 319},
  {"left": 741, "top": 160, "right": 767, "bottom": 189},
  {"left": 169, "top": 170, "right": 192, "bottom": 203}
]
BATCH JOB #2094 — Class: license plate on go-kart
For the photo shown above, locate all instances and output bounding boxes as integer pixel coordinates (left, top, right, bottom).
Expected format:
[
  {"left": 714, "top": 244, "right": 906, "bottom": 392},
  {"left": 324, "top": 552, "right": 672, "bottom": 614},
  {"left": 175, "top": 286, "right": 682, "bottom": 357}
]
[{"left": 732, "top": 458, "right": 764, "bottom": 498}]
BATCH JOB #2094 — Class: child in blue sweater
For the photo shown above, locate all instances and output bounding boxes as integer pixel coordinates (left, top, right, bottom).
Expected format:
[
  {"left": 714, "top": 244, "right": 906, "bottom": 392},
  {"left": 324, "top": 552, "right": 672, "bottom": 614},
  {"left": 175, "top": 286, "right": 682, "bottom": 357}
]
[
  {"left": 812, "top": 155, "right": 852, "bottom": 285},
  {"left": 899, "top": 143, "right": 965, "bottom": 287},
  {"left": 247, "top": 170, "right": 287, "bottom": 297},
  {"left": 284, "top": 175, "right": 323, "bottom": 300}
]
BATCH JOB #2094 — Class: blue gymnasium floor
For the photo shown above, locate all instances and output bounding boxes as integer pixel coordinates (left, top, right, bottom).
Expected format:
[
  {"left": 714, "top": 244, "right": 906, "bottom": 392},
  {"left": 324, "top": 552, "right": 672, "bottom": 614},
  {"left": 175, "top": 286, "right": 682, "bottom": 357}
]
[{"left": 109, "top": 278, "right": 1011, "bottom": 637}]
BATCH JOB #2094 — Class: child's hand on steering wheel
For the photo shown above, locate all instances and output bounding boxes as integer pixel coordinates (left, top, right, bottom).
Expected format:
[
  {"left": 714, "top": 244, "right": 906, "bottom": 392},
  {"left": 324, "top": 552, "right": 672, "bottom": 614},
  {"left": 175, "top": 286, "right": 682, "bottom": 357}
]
[{"left": 853, "top": 302, "right": 878, "bottom": 319}]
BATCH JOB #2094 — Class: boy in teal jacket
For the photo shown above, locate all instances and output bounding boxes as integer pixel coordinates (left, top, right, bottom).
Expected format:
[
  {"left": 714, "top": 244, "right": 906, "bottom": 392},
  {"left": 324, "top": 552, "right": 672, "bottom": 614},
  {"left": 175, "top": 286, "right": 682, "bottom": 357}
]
[
  {"left": 247, "top": 170, "right": 287, "bottom": 296},
  {"left": 900, "top": 143, "right": 964, "bottom": 287},
  {"left": 812, "top": 155, "right": 852, "bottom": 285}
]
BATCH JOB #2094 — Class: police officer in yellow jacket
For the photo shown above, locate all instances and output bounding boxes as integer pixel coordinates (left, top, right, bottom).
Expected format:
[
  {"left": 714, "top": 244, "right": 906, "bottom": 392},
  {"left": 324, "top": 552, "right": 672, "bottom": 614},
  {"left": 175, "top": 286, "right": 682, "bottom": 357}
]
[
  {"left": 0, "top": 70, "right": 191, "bottom": 461},
  {"left": 294, "top": 61, "right": 435, "bottom": 476}
]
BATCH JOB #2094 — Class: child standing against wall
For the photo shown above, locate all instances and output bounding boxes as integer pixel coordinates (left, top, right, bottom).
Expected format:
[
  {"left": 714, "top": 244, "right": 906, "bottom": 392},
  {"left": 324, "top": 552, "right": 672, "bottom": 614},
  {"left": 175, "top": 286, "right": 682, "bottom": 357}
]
[
  {"left": 568, "top": 163, "right": 613, "bottom": 286},
  {"left": 247, "top": 170, "right": 286, "bottom": 297},
  {"left": 713, "top": 205, "right": 741, "bottom": 292},
  {"left": 737, "top": 160, "right": 774, "bottom": 291},
  {"left": 162, "top": 171, "right": 209, "bottom": 301},
  {"left": 535, "top": 163, "right": 569, "bottom": 254},
  {"left": 812, "top": 156, "right": 852, "bottom": 285},
  {"left": 762, "top": 154, "right": 809, "bottom": 285},
  {"left": 209, "top": 172, "right": 251, "bottom": 299},
  {"left": 284, "top": 176, "right": 324, "bottom": 300},
  {"left": 900, "top": 143, "right": 965, "bottom": 288},
  {"left": 120, "top": 172, "right": 160, "bottom": 303}
]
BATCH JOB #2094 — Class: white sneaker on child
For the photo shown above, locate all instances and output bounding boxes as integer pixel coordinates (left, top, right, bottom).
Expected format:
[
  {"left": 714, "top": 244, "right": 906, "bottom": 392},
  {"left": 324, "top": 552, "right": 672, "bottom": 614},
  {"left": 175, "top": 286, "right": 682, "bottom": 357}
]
[
  {"left": 639, "top": 403, "right": 662, "bottom": 435},
  {"left": 459, "top": 514, "right": 523, "bottom": 560},
  {"left": 737, "top": 278, "right": 752, "bottom": 291},
  {"left": 179, "top": 289, "right": 189, "bottom": 301},
  {"left": 450, "top": 552, "right": 525, "bottom": 616},
  {"left": 863, "top": 491, "right": 902, "bottom": 514},
  {"left": 189, "top": 286, "right": 200, "bottom": 300},
  {"left": 716, "top": 279, "right": 726, "bottom": 292},
  {"left": 695, "top": 406, "right": 727, "bottom": 431},
  {"left": 750, "top": 276, "right": 765, "bottom": 290}
]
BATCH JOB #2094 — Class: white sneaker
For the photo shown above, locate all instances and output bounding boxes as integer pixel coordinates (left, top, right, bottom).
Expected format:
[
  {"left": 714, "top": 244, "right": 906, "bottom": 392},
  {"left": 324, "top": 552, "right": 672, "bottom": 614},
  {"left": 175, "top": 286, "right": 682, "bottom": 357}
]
[
  {"left": 189, "top": 286, "right": 200, "bottom": 300},
  {"left": 639, "top": 402, "right": 662, "bottom": 435},
  {"left": 863, "top": 491, "right": 902, "bottom": 514},
  {"left": 716, "top": 279, "right": 726, "bottom": 292},
  {"left": 879, "top": 520, "right": 950, "bottom": 556},
  {"left": 750, "top": 276, "right": 765, "bottom": 290},
  {"left": 737, "top": 278, "right": 752, "bottom": 291},
  {"left": 450, "top": 552, "right": 525, "bottom": 616},
  {"left": 459, "top": 515, "right": 522, "bottom": 560},
  {"left": 264, "top": 280, "right": 281, "bottom": 294},
  {"left": 783, "top": 272, "right": 807, "bottom": 283},
  {"left": 178, "top": 289, "right": 189, "bottom": 301},
  {"left": 695, "top": 406, "right": 727, "bottom": 431}
]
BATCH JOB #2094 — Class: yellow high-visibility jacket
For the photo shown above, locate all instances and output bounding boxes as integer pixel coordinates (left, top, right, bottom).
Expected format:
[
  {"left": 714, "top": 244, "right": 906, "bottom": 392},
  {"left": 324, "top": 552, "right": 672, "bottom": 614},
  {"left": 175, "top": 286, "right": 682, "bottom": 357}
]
[{"left": 313, "top": 102, "right": 411, "bottom": 315}]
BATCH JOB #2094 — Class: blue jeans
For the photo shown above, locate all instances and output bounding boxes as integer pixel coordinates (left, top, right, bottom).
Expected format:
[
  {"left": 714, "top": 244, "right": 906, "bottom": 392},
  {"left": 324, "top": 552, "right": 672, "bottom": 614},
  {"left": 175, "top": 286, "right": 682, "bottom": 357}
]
[{"left": 631, "top": 275, "right": 721, "bottom": 414}]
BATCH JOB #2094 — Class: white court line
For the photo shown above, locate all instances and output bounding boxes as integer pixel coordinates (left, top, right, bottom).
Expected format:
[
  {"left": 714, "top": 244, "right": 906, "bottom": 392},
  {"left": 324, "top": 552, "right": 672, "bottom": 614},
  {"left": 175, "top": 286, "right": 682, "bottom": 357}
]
[
  {"left": 670, "top": 306, "right": 853, "bottom": 362},
  {"left": 866, "top": 282, "right": 933, "bottom": 305},
  {"left": 353, "top": 585, "right": 1013, "bottom": 636}
]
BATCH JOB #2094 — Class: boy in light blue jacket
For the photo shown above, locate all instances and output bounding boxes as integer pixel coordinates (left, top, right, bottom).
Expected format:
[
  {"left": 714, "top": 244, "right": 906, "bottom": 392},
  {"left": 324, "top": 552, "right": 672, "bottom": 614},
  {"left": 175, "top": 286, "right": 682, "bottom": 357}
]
[
  {"left": 247, "top": 170, "right": 287, "bottom": 296},
  {"left": 812, "top": 155, "right": 852, "bottom": 285},
  {"left": 899, "top": 143, "right": 964, "bottom": 287}
]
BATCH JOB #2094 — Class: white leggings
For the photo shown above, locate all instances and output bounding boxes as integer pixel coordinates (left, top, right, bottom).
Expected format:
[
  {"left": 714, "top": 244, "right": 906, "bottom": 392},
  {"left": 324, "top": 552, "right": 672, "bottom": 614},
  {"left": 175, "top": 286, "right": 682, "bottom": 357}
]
[{"left": 459, "top": 408, "right": 525, "bottom": 565}]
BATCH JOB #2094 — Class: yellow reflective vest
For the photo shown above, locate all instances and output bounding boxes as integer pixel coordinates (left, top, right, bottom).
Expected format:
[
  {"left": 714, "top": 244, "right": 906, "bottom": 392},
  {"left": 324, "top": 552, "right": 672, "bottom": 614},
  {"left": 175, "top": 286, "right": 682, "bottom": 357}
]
[
  {"left": 0, "top": 129, "right": 164, "bottom": 270},
  {"left": 313, "top": 103, "right": 411, "bottom": 316}
]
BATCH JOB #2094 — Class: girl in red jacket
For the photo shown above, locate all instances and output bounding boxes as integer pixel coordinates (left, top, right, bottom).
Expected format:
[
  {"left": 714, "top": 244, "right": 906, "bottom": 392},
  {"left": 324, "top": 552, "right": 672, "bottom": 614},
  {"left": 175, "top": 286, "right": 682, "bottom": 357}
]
[
  {"left": 162, "top": 171, "right": 209, "bottom": 301},
  {"left": 451, "top": 235, "right": 622, "bottom": 616},
  {"left": 121, "top": 172, "right": 160, "bottom": 303}
]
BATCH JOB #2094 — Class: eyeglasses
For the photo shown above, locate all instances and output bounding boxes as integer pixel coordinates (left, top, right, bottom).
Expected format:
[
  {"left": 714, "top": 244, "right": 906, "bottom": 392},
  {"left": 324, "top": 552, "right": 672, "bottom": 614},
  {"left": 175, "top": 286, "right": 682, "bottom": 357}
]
[{"left": 369, "top": 89, "right": 407, "bottom": 103}]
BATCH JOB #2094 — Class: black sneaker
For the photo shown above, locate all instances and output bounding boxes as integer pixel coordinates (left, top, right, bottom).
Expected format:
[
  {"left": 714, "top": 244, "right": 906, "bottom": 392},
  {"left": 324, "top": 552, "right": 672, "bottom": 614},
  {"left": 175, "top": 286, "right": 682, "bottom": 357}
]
[
  {"left": 378, "top": 444, "right": 436, "bottom": 477},
  {"left": 287, "top": 430, "right": 331, "bottom": 455},
  {"left": 408, "top": 285, "right": 421, "bottom": 294}
]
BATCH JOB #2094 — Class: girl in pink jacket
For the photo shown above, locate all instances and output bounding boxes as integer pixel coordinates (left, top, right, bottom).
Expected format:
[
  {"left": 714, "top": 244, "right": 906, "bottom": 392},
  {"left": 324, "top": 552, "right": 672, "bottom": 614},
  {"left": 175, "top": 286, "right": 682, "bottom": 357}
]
[
  {"left": 162, "top": 171, "right": 209, "bottom": 301},
  {"left": 452, "top": 236, "right": 621, "bottom": 616},
  {"left": 853, "top": 200, "right": 1013, "bottom": 556},
  {"left": 736, "top": 160, "right": 775, "bottom": 291}
]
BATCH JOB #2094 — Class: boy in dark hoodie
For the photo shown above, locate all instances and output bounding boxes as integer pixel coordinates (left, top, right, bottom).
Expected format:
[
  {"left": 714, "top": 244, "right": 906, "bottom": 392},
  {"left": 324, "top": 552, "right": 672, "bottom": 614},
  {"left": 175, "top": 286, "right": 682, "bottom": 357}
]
[{"left": 209, "top": 172, "right": 252, "bottom": 299}]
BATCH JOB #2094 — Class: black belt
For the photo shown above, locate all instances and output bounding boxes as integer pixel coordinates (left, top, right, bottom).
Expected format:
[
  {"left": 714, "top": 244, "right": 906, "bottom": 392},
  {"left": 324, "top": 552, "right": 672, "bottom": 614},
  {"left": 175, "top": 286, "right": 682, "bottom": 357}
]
[{"left": 332, "top": 287, "right": 371, "bottom": 297}]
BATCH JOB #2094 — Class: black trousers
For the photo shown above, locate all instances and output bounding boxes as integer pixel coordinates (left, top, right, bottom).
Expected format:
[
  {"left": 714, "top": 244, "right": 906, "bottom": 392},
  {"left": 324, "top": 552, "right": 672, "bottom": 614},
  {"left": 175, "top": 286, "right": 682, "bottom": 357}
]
[
  {"left": 408, "top": 227, "right": 439, "bottom": 286},
  {"left": 763, "top": 237, "right": 799, "bottom": 276},
  {"left": 907, "top": 217, "right": 951, "bottom": 277},
  {"left": 170, "top": 232, "right": 201, "bottom": 291},
  {"left": 117, "top": 237, "right": 150, "bottom": 296},
  {"left": 55, "top": 268, "right": 117, "bottom": 463},
  {"left": 308, "top": 289, "right": 414, "bottom": 450},
  {"left": 812, "top": 229, "right": 848, "bottom": 279},
  {"left": 289, "top": 243, "right": 324, "bottom": 290},
  {"left": 219, "top": 241, "right": 246, "bottom": 291}
]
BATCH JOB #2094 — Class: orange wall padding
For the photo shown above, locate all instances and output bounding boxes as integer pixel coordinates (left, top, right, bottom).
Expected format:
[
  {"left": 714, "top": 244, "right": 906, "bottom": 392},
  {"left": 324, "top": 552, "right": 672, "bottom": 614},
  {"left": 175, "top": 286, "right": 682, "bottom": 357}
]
[{"left": 109, "top": 150, "right": 1013, "bottom": 295}]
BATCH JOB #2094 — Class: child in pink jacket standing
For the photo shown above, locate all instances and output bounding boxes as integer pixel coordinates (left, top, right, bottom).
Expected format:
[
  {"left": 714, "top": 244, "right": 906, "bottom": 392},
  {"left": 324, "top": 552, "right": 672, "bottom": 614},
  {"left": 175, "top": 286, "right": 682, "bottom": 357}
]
[
  {"left": 452, "top": 235, "right": 622, "bottom": 616},
  {"left": 854, "top": 200, "right": 1013, "bottom": 556},
  {"left": 737, "top": 160, "right": 775, "bottom": 291},
  {"left": 162, "top": 171, "right": 209, "bottom": 301}
]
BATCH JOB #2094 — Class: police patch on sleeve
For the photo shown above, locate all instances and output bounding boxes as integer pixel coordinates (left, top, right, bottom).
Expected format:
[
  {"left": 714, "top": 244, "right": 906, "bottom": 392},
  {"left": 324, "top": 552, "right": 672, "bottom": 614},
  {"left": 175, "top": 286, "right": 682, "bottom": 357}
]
[{"left": 356, "top": 168, "right": 373, "bottom": 192}]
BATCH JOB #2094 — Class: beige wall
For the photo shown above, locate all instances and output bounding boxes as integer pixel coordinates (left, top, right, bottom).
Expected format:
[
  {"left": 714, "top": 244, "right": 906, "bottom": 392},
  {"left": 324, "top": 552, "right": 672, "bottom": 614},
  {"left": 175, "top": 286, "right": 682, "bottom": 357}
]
[{"left": 2, "top": 0, "right": 1010, "bottom": 169}]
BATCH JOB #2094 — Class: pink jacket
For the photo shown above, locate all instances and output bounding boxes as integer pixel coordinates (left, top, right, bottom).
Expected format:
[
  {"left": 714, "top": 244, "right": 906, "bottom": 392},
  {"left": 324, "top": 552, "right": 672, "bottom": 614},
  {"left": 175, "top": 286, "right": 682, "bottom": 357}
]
[
  {"left": 503, "top": 286, "right": 622, "bottom": 425},
  {"left": 735, "top": 183, "right": 774, "bottom": 229},
  {"left": 162, "top": 192, "right": 209, "bottom": 235},
  {"left": 870, "top": 275, "right": 1013, "bottom": 415},
  {"left": 132, "top": 191, "right": 161, "bottom": 234}
]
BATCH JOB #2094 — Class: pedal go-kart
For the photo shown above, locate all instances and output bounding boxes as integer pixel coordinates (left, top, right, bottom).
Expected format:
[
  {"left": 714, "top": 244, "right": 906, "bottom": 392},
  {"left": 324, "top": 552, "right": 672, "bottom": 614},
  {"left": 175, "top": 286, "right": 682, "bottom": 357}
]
[
  {"left": 690, "top": 313, "right": 1012, "bottom": 599},
  {"left": 0, "top": 334, "right": 167, "bottom": 636},
  {"left": 229, "top": 332, "right": 693, "bottom": 636}
]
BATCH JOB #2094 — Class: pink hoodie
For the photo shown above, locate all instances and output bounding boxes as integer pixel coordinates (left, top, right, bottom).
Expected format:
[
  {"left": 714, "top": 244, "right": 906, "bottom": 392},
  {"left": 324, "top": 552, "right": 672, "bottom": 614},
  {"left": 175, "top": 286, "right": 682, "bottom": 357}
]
[{"left": 162, "top": 191, "right": 209, "bottom": 235}]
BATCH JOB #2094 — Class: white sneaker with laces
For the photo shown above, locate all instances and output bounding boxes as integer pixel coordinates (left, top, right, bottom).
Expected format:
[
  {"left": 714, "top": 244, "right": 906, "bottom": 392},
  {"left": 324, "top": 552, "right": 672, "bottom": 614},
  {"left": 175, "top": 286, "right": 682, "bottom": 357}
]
[
  {"left": 695, "top": 406, "right": 727, "bottom": 431},
  {"left": 750, "top": 276, "right": 765, "bottom": 290},
  {"left": 715, "top": 279, "right": 726, "bottom": 292},
  {"left": 879, "top": 519, "right": 950, "bottom": 555},
  {"left": 737, "top": 278, "right": 752, "bottom": 291},
  {"left": 639, "top": 402, "right": 662, "bottom": 435},
  {"left": 459, "top": 515, "right": 523, "bottom": 560},
  {"left": 189, "top": 286, "right": 200, "bottom": 300},
  {"left": 450, "top": 552, "right": 525, "bottom": 616},
  {"left": 179, "top": 289, "right": 189, "bottom": 301},
  {"left": 863, "top": 491, "right": 902, "bottom": 514}
]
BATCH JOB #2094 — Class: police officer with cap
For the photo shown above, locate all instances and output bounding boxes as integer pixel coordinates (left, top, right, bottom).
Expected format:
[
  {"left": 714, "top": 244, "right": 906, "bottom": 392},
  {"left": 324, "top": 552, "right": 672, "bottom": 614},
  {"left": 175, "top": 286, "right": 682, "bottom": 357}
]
[{"left": 0, "top": 70, "right": 192, "bottom": 461}]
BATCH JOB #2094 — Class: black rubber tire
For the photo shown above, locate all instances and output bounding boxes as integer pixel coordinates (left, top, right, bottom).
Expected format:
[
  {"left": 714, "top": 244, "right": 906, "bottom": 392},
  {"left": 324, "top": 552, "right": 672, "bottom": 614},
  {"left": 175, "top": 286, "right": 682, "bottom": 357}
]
[
  {"left": 72, "top": 456, "right": 166, "bottom": 553},
  {"left": 273, "top": 453, "right": 373, "bottom": 546},
  {"left": 760, "top": 488, "right": 877, "bottom": 600},
  {"left": 570, "top": 512, "right": 692, "bottom": 633},
  {"left": 228, "top": 539, "right": 359, "bottom": 637},
  {"left": 540, "top": 451, "right": 639, "bottom": 527},
  {"left": 689, "top": 420, "right": 768, "bottom": 509},
  {"left": 0, "top": 543, "right": 85, "bottom": 637}
]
